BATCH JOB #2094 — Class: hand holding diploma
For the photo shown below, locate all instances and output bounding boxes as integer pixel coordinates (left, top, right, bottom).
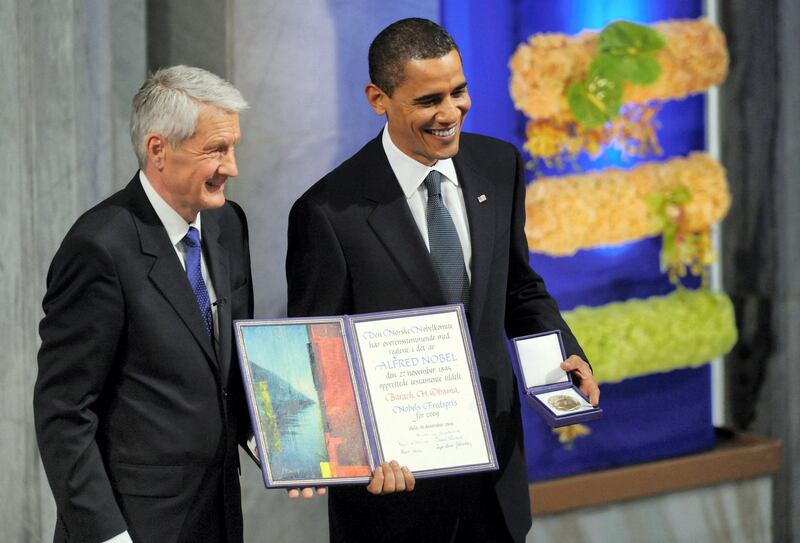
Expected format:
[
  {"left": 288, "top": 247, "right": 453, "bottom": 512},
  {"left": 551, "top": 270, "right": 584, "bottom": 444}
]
[
  {"left": 366, "top": 460, "right": 415, "bottom": 495},
  {"left": 560, "top": 355, "right": 600, "bottom": 406},
  {"left": 286, "top": 487, "right": 328, "bottom": 499},
  {"left": 285, "top": 460, "right": 414, "bottom": 498}
]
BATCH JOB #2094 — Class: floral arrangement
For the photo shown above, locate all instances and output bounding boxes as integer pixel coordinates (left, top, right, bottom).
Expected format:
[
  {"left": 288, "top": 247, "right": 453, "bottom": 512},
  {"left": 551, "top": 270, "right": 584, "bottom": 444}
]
[
  {"left": 510, "top": 18, "right": 728, "bottom": 120},
  {"left": 509, "top": 19, "right": 728, "bottom": 165},
  {"left": 523, "top": 103, "right": 662, "bottom": 168},
  {"left": 565, "top": 21, "right": 666, "bottom": 128},
  {"left": 524, "top": 152, "right": 730, "bottom": 280},
  {"left": 563, "top": 289, "right": 737, "bottom": 384}
]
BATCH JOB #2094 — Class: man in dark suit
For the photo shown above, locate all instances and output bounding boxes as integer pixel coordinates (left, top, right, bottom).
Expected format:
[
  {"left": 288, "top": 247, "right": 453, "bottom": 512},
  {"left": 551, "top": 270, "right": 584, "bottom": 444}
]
[
  {"left": 34, "top": 66, "right": 254, "bottom": 543},
  {"left": 286, "top": 18, "right": 600, "bottom": 542}
]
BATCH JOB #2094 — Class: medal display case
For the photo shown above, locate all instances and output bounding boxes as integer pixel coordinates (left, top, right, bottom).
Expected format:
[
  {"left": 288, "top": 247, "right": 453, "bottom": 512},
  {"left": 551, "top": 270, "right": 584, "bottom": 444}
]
[{"left": 512, "top": 330, "right": 602, "bottom": 428}]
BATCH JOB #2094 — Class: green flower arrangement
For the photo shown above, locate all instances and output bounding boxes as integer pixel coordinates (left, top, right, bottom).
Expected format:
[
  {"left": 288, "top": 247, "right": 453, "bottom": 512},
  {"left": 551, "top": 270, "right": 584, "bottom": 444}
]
[
  {"left": 563, "top": 289, "right": 737, "bottom": 383},
  {"left": 568, "top": 21, "right": 666, "bottom": 128},
  {"left": 647, "top": 185, "right": 716, "bottom": 286}
]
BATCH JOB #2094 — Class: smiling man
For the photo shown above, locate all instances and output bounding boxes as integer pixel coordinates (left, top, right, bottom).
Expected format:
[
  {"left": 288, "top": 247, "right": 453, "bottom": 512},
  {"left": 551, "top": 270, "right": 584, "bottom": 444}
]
[
  {"left": 34, "top": 66, "right": 253, "bottom": 543},
  {"left": 286, "top": 18, "right": 599, "bottom": 542}
]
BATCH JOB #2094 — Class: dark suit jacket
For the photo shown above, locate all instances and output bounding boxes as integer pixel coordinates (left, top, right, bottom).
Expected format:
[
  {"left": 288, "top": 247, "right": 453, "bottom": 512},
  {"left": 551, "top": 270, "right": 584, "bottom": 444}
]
[
  {"left": 286, "top": 132, "right": 585, "bottom": 542},
  {"left": 34, "top": 176, "right": 254, "bottom": 543}
]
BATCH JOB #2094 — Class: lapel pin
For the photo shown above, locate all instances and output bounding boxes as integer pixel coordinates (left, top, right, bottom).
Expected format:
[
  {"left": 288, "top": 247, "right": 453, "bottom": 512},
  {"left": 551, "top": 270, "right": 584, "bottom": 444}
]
[{"left": 477, "top": 194, "right": 488, "bottom": 203}]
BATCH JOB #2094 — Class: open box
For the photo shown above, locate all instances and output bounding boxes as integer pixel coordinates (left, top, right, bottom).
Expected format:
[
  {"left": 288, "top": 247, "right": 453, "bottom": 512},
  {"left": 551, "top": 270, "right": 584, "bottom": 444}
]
[{"left": 512, "top": 330, "right": 602, "bottom": 428}]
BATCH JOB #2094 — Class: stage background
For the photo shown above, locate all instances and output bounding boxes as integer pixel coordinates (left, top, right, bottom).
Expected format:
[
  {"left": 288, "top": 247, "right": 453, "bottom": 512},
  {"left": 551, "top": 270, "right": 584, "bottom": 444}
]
[{"left": 1, "top": 0, "right": 798, "bottom": 541}]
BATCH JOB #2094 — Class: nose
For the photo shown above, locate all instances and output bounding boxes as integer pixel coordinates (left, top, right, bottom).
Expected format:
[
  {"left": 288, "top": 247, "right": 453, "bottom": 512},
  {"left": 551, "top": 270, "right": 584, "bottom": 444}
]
[
  {"left": 220, "top": 147, "right": 238, "bottom": 177},
  {"left": 436, "top": 97, "right": 459, "bottom": 124}
]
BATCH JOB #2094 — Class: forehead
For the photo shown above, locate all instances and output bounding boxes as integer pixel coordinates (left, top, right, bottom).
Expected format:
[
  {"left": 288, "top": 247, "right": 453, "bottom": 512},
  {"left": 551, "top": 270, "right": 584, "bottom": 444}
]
[
  {"left": 194, "top": 105, "right": 241, "bottom": 139},
  {"left": 395, "top": 50, "right": 465, "bottom": 93}
]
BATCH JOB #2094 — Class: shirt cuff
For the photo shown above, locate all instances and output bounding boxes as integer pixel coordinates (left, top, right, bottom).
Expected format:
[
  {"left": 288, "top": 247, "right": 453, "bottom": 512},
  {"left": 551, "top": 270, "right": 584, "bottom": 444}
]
[{"left": 102, "top": 531, "right": 133, "bottom": 543}]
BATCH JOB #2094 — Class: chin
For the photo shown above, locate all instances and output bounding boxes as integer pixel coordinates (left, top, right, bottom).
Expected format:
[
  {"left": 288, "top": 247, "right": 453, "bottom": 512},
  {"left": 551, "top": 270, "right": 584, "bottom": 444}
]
[
  {"left": 203, "top": 195, "right": 227, "bottom": 210},
  {"left": 439, "top": 143, "right": 460, "bottom": 160}
]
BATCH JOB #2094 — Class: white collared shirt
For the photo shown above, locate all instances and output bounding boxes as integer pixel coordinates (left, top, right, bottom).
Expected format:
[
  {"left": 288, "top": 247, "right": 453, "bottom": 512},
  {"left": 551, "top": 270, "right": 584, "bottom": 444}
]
[
  {"left": 139, "top": 171, "right": 219, "bottom": 337},
  {"left": 381, "top": 125, "right": 472, "bottom": 280}
]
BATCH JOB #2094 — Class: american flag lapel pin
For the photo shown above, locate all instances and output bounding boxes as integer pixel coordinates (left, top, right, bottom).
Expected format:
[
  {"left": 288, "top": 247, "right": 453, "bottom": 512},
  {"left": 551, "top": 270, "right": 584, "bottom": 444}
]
[{"left": 477, "top": 194, "right": 488, "bottom": 203}]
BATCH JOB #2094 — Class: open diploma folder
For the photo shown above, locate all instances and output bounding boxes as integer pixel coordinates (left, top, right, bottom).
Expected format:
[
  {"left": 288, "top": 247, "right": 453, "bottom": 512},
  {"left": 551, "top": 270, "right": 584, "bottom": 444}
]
[
  {"left": 234, "top": 305, "right": 498, "bottom": 488},
  {"left": 512, "top": 330, "right": 603, "bottom": 428}
]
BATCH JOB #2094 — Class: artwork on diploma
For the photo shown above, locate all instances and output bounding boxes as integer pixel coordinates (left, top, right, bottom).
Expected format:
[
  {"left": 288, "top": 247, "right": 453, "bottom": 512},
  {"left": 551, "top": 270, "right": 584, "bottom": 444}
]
[{"left": 234, "top": 305, "right": 497, "bottom": 488}]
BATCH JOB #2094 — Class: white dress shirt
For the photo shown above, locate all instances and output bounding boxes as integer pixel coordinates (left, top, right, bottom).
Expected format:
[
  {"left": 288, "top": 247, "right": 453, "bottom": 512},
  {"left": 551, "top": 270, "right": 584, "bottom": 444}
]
[{"left": 381, "top": 126, "right": 472, "bottom": 280}]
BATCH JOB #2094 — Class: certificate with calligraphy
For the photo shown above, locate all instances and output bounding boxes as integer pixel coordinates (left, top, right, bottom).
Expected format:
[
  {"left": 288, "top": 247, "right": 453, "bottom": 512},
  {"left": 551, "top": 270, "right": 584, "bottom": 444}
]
[{"left": 234, "top": 305, "right": 497, "bottom": 488}]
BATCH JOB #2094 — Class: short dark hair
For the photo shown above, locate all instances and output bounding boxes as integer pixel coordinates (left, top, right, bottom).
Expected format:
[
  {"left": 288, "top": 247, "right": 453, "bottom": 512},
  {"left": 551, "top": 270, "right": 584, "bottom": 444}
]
[{"left": 368, "top": 18, "right": 459, "bottom": 96}]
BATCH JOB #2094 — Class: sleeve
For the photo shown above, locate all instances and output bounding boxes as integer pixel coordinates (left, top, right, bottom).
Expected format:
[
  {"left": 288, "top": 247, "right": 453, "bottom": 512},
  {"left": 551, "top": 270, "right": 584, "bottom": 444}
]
[
  {"left": 228, "top": 202, "right": 259, "bottom": 453},
  {"left": 286, "top": 195, "right": 352, "bottom": 318},
  {"left": 33, "top": 234, "right": 128, "bottom": 542},
  {"left": 503, "top": 146, "right": 588, "bottom": 363}
]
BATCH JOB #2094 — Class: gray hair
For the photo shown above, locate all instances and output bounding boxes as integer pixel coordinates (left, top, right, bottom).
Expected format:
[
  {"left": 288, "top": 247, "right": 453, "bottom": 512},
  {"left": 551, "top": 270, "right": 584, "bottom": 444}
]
[{"left": 130, "top": 65, "right": 248, "bottom": 167}]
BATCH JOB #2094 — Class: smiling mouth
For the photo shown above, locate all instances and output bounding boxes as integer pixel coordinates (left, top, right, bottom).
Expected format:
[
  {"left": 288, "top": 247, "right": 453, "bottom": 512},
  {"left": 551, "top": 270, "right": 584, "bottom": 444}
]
[
  {"left": 206, "top": 179, "right": 226, "bottom": 191},
  {"left": 427, "top": 126, "right": 457, "bottom": 138}
]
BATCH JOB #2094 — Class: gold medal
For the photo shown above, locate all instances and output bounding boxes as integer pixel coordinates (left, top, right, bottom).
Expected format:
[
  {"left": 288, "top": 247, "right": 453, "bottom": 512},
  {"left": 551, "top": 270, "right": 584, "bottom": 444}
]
[{"left": 547, "top": 394, "right": 581, "bottom": 412}]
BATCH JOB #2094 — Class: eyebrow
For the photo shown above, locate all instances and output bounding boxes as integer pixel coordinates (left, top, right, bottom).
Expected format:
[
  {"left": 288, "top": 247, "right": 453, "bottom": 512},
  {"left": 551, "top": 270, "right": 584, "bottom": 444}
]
[
  {"left": 205, "top": 134, "right": 241, "bottom": 148},
  {"left": 412, "top": 82, "right": 468, "bottom": 104}
]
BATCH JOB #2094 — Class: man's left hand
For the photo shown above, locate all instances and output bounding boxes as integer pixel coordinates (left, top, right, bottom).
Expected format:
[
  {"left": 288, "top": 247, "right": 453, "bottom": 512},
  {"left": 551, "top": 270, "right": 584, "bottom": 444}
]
[
  {"left": 560, "top": 355, "right": 600, "bottom": 406},
  {"left": 366, "top": 460, "right": 415, "bottom": 495}
]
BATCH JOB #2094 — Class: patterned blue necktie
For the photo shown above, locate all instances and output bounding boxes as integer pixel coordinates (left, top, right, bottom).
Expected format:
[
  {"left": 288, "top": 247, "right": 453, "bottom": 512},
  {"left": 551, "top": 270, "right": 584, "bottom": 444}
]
[
  {"left": 424, "top": 170, "right": 470, "bottom": 307},
  {"left": 183, "top": 227, "right": 213, "bottom": 337}
]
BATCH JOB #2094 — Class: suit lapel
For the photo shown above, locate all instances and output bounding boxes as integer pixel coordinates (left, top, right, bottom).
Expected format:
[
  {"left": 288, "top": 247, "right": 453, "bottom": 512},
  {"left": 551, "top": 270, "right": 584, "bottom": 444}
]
[
  {"left": 454, "top": 150, "right": 495, "bottom": 328},
  {"left": 202, "top": 212, "right": 232, "bottom": 383},
  {"left": 363, "top": 137, "right": 445, "bottom": 306},
  {"left": 127, "top": 179, "right": 220, "bottom": 371}
]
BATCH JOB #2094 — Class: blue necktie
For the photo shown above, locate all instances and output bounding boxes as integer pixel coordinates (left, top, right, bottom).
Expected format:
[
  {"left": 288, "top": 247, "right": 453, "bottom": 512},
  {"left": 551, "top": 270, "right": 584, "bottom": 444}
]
[
  {"left": 424, "top": 170, "right": 470, "bottom": 307},
  {"left": 183, "top": 227, "right": 213, "bottom": 337}
]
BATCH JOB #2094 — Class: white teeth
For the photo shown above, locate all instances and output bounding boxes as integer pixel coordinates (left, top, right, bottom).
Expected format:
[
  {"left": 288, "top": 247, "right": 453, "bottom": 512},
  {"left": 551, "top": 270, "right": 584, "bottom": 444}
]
[{"left": 429, "top": 126, "right": 456, "bottom": 137}]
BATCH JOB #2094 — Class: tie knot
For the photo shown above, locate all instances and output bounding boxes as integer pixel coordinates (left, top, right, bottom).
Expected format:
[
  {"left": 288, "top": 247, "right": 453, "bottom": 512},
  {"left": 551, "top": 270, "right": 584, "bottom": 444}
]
[
  {"left": 183, "top": 226, "right": 200, "bottom": 247},
  {"left": 424, "top": 170, "right": 443, "bottom": 197}
]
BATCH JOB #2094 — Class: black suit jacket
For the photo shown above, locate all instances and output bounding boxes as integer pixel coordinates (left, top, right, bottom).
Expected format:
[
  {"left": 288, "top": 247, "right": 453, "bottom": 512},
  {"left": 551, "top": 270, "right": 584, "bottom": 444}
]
[
  {"left": 286, "top": 132, "right": 585, "bottom": 542},
  {"left": 34, "top": 176, "right": 254, "bottom": 543}
]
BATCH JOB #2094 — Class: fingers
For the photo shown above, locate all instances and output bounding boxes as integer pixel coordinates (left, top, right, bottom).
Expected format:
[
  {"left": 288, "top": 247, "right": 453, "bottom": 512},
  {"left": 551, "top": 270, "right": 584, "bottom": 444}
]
[
  {"left": 583, "top": 381, "right": 601, "bottom": 406},
  {"left": 287, "top": 487, "right": 326, "bottom": 499},
  {"left": 561, "top": 355, "right": 601, "bottom": 406},
  {"left": 366, "top": 461, "right": 415, "bottom": 495},
  {"left": 383, "top": 461, "right": 399, "bottom": 492},
  {"left": 366, "top": 465, "right": 384, "bottom": 495},
  {"left": 401, "top": 465, "right": 415, "bottom": 492},
  {"left": 560, "top": 354, "right": 586, "bottom": 374}
]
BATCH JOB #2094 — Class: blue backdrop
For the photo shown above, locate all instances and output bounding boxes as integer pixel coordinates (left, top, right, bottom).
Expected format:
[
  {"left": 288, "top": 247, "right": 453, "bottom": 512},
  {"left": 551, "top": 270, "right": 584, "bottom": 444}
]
[{"left": 442, "top": 0, "right": 714, "bottom": 481}]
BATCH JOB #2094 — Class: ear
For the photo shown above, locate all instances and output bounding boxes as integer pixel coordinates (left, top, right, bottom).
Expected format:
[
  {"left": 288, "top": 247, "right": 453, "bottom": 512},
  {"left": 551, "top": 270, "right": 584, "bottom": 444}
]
[
  {"left": 365, "top": 83, "right": 387, "bottom": 116},
  {"left": 145, "top": 134, "right": 167, "bottom": 170}
]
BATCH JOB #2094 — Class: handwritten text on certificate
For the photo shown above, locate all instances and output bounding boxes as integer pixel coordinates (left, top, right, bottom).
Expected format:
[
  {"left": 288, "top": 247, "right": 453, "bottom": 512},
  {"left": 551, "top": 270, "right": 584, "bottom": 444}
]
[{"left": 351, "top": 309, "right": 491, "bottom": 472}]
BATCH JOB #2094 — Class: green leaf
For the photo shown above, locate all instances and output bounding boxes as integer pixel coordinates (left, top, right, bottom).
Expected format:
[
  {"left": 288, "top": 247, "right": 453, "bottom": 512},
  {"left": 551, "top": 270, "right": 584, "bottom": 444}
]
[
  {"left": 590, "top": 52, "right": 661, "bottom": 86},
  {"left": 599, "top": 21, "right": 666, "bottom": 56},
  {"left": 589, "top": 53, "right": 626, "bottom": 81},
  {"left": 615, "top": 54, "right": 662, "bottom": 84},
  {"left": 567, "top": 75, "right": 622, "bottom": 128}
]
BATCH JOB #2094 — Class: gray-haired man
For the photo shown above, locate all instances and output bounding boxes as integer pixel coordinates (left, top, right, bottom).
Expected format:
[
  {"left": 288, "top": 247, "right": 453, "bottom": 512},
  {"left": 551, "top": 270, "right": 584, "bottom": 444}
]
[{"left": 35, "top": 65, "right": 253, "bottom": 543}]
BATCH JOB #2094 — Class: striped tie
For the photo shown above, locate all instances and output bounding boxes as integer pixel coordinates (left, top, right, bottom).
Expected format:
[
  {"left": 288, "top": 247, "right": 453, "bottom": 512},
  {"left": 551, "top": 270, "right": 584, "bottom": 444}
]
[{"left": 423, "top": 170, "right": 470, "bottom": 307}]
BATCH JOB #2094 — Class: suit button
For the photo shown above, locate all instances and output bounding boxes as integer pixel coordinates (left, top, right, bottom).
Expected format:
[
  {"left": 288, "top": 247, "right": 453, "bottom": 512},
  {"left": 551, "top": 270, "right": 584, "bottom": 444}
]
[{"left": 223, "top": 389, "right": 229, "bottom": 398}]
